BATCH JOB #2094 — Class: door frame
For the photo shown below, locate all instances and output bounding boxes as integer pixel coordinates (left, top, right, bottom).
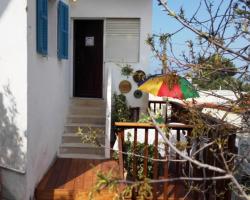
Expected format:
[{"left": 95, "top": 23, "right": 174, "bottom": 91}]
[{"left": 70, "top": 18, "right": 106, "bottom": 99}]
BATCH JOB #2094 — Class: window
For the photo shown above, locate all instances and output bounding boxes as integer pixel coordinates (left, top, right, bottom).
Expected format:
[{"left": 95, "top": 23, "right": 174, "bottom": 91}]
[
  {"left": 57, "top": 1, "right": 69, "bottom": 59},
  {"left": 105, "top": 18, "right": 140, "bottom": 63},
  {"left": 36, "top": 0, "right": 48, "bottom": 55}
]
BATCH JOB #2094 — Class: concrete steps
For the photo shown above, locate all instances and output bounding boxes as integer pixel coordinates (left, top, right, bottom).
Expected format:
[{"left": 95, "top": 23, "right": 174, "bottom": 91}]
[
  {"left": 67, "top": 114, "right": 105, "bottom": 124},
  {"left": 70, "top": 98, "right": 106, "bottom": 107},
  {"left": 70, "top": 106, "right": 106, "bottom": 115},
  {"left": 59, "top": 143, "right": 104, "bottom": 156},
  {"left": 64, "top": 123, "right": 105, "bottom": 133},
  {"left": 57, "top": 153, "right": 107, "bottom": 159},
  {"left": 58, "top": 98, "right": 106, "bottom": 159},
  {"left": 61, "top": 133, "right": 105, "bottom": 144}
]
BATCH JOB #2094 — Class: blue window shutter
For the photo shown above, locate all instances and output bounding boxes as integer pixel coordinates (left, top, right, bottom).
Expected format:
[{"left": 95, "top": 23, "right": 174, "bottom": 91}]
[
  {"left": 64, "top": 5, "right": 69, "bottom": 59},
  {"left": 57, "top": 2, "right": 62, "bottom": 58},
  {"left": 58, "top": 1, "right": 69, "bottom": 59},
  {"left": 36, "top": 0, "right": 48, "bottom": 55}
]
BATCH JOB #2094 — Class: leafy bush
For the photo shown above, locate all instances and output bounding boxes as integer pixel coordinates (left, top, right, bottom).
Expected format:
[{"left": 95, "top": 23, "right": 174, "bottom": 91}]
[
  {"left": 113, "top": 133, "right": 162, "bottom": 180},
  {"left": 138, "top": 112, "right": 165, "bottom": 124},
  {"left": 111, "top": 93, "right": 131, "bottom": 145},
  {"left": 112, "top": 93, "right": 131, "bottom": 123},
  {"left": 123, "top": 140, "right": 155, "bottom": 180}
]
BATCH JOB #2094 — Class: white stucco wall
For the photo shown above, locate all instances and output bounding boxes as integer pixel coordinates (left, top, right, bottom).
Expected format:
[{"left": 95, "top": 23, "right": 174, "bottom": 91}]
[
  {"left": 1, "top": 0, "right": 151, "bottom": 198},
  {"left": 198, "top": 90, "right": 242, "bottom": 127},
  {"left": 26, "top": 0, "right": 70, "bottom": 198},
  {"left": 0, "top": 0, "right": 28, "bottom": 199},
  {"left": 70, "top": 0, "right": 152, "bottom": 113}
]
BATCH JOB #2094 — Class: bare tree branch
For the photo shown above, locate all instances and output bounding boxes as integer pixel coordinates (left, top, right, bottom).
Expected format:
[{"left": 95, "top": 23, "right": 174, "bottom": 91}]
[{"left": 157, "top": 0, "right": 250, "bottom": 62}]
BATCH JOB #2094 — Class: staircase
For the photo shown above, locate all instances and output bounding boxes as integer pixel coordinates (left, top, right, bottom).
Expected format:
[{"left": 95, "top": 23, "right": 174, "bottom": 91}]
[{"left": 58, "top": 98, "right": 106, "bottom": 159}]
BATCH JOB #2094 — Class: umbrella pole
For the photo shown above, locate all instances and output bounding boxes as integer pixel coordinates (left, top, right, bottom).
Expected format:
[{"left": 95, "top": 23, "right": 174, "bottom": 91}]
[{"left": 165, "top": 98, "right": 168, "bottom": 124}]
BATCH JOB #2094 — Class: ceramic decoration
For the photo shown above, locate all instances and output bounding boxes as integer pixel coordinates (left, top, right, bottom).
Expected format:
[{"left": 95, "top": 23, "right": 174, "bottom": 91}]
[
  {"left": 133, "top": 90, "right": 143, "bottom": 98},
  {"left": 133, "top": 70, "right": 146, "bottom": 83},
  {"left": 119, "top": 80, "right": 132, "bottom": 94}
]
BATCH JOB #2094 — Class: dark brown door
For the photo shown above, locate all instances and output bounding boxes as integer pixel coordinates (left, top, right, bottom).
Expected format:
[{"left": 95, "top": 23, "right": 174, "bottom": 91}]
[{"left": 74, "top": 20, "right": 103, "bottom": 98}]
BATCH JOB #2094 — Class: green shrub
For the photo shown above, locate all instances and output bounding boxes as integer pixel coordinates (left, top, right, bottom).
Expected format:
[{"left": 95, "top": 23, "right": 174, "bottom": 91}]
[
  {"left": 111, "top": 93, "right": 131, "bottom": 144},
  {"left": 112, "top": 93, "right": 131, "bottom": 123},
  {"left": 113, "top": 133, "right": 162, "bottom": 180}
]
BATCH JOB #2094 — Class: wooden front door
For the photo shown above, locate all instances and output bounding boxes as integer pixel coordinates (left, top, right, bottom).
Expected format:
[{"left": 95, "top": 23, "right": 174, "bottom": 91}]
[{"left": 74, "top": 20, "right": 103, "bottom": 98}]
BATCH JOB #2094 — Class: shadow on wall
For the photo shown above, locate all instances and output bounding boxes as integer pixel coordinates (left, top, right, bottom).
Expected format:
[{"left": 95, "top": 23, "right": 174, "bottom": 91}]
[
  {"left": 0, "top": 0, "right": 11, "bottom": 19},
  {"left": 0, "top": 84, "right": 26, "bottom": 173}
]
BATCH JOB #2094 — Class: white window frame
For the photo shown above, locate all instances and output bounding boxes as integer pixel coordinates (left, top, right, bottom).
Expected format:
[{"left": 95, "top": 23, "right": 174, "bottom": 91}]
[{"left": 105, "top": 18, "right": 140, "bottom": 63}]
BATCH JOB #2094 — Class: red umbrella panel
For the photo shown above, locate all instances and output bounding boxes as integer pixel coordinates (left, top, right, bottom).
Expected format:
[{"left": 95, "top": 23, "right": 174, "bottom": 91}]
[{"left": 138, "top": 74, "right": 199, "bottom": 99}]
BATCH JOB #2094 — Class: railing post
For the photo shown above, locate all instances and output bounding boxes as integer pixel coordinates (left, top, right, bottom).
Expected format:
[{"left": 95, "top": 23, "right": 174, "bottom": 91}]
[
  {"left": 143, "top": 128, "right": 149, "bottom": 177},
  {"left": 225, "top": 133, "right": 236, "bottom": 199},
  {"left": 148, "top": 101, "right": 151, "bottom": 110},
  {"left": 192, "top": 137, "right": 200, "bottom": 199},
  {"left": 163, "top": 140, "right": 169, "bottom": 200},
  {"left": 186, "top": 129, "right": 192, "bottom": 175},
  {"left": 118, "top": 130, "right": 124, "bottom": 179},
  {"left": 133, "top": 128, "right": 138, "bottom": 181},
  {"left": 114, "top": 122, "right": 194, "bottom": 199},
  {"left": 173, "top": 129, "right": 181, "bottom": 200},
  {"left": 153, "top": 130, "right": 159, "bottom": 200}
]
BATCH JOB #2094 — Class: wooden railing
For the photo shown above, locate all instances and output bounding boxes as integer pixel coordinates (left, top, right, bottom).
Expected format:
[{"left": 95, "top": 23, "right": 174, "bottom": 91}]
[
  {"left": 148, "top": 100, "right": 167, "bottom": 114},
  {"left": 114, "top": 122, "right": 236, "bottom": 200},
  {"left": 114, "top": 122, "right": 193, "bottom": 199}
]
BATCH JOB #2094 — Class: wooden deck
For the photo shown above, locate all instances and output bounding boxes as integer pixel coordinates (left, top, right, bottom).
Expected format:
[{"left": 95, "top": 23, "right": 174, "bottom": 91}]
[{"left": 35, "top": 158, "right": 188, "bottom": 200}]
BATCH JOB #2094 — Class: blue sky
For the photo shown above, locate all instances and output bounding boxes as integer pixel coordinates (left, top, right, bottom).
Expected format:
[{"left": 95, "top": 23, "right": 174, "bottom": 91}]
[
  {"left": 150, "top": 0, "right": 243, "bottom": 74},
  {"left": 153, "top": 0, "right": 198, "bottom": 34},
  {"left": 151, "top": 1, "right": 198, "bottom": 73}
]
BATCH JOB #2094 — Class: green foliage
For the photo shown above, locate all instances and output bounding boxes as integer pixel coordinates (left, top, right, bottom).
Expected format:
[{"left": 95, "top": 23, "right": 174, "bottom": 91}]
[
  {"left": 76, "top": 126, "right": 103, "bottom": 147},
  {"left": 120, "top": 64, "right": 134, "bottom": 78},
  {"left": 197, "top": 54, "right": 237, "bottom": 78},
  {"left": 193, "top": 76, "right": 237, "bottom": 90},
  {"left": 88, "top": 169, "right": 122, "bottom": 200},
  {"left": 138, "top": 111, "right": 164, "bottom": 124},
  {"left": 146, "top": 34, "right": 170, "bottom": 73},
  {"left": 123, "top": 140, "right": 155, "bottom": 180},
  {"left": 136, "top": 179, "right": 153, "bottom": 199},
  {"left": 89, "top": 170, "right": 153, "bottom": 200},
  {"left": 111, "top": 93, "right": 131, "bottom": 144},
  {"left": 234, "top": 0, "right": 250, "bottom": 34},
  {"left": 112, "top": 93, "right": 131, "bottom": 123},
  {"left": 242, "top": 82, "right": 250, "bottom": 93},
  {"left": 240, "top": 176, "right": 250, "bottom": 195},
  {"left": 113, "top": 133, "right": 162, "bottom": 180},
  {"left": 137, "top": 113, "right": 151, "bottom": 123},
  {"left": 191, "top": 54, "right": 250, "bottom": 91}
]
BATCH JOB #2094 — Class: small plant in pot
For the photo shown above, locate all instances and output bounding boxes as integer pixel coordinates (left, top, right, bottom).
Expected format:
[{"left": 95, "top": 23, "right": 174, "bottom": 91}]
[
  {"left": 111, "top": 93, "right": 131, "bottom": 145},
  {"left": 120, "top": 64, "right": 134, "bottom": 78}
]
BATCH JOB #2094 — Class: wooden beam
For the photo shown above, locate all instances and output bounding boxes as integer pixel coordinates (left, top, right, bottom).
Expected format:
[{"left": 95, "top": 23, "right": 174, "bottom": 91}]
[{"left": 114, "top": 122, "right": 193, "bottom": 129}]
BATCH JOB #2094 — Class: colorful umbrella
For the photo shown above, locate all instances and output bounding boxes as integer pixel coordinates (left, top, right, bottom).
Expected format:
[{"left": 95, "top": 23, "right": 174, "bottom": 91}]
[{"left": 138, "top": 73, "right": 199, "bottom": 99}]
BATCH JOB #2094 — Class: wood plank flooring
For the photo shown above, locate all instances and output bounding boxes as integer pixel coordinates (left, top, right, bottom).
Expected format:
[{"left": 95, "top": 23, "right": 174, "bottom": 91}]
[{"left": 35, "top": 158, "right": 188, "bottom": 200}]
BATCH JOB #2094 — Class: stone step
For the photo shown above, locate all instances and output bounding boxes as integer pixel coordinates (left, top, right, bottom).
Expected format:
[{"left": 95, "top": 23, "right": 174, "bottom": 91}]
[
  {"left": 59, "top": 98, "right": 107, "bottom": 159},
  {"left": 71, "top": 98, "right": 106, "bottom": 107},
  {"left": 67, "top": 114, "right": 106, "bottom": 124},
  {"left": 69, "top": 106, "right": 106, "bottom": 115},
  {"left": 57, "top": 153, "right": 106, "bottom": 159},
  {"left": 59, "top": 143, "right": 104, "bottom": 156},
  {"left": 62, "top": 133, "right": 105, "bottom": 144},
  {"left": 64, "top": 123, "right": 105, "bottom": 133}
]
